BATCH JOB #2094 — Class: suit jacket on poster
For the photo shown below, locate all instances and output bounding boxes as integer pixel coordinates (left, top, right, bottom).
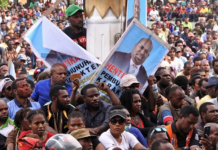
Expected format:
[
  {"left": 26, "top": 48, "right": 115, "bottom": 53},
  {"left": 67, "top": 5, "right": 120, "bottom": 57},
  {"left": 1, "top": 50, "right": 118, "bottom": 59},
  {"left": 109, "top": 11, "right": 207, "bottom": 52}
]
[{"left": 108, "top": 51, "right": 148, "bottom": 85}]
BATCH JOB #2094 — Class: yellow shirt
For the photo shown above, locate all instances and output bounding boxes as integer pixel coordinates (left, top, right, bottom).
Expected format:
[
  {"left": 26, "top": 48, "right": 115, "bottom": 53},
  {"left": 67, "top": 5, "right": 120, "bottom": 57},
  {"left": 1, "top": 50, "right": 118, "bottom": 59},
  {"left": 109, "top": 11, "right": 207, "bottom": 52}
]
[
  {"left": 200, "top": 8, "right": 208, "bottom": 13},
  {"left": 197, "top": 95, "right": 212, "bottom": 110},
  {"left": 176, "top": 71, "right": 191, "bottom": 80}
]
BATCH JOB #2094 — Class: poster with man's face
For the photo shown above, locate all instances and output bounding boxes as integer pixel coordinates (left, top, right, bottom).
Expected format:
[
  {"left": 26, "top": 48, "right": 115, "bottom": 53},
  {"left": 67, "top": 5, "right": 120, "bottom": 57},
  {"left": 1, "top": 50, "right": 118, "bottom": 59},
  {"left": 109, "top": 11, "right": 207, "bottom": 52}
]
[
  {"left": 126, "top": 0, "right": 147, "bottom": 27},
  {"left": 90, "top": 19, "right": 169, "bottom": 102}
]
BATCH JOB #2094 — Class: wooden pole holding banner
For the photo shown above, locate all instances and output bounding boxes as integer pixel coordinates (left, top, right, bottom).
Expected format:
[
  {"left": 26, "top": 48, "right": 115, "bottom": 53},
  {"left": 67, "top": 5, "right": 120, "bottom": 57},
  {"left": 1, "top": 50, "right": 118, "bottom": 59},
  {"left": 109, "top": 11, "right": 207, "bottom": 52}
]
[{"left": 19, "top": 0, "right": 63, "bottom": 43}]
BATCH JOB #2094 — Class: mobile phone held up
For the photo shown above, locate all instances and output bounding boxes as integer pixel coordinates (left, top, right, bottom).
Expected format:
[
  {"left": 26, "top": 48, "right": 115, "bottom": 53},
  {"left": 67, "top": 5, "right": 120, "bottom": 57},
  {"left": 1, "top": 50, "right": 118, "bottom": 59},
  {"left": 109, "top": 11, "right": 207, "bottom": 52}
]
[{"left": 203, "top": 125, "right": 210, "bottom": 138}]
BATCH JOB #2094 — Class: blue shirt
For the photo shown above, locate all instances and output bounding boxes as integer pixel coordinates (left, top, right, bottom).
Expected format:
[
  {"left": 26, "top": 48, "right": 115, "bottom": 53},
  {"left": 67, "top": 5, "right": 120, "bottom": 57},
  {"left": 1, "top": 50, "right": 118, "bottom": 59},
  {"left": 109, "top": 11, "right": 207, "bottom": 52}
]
[
  {"left": 31, "top": 78, "right": 72, "bottom": 106},
  {"left": 193, "top": 52, "right": 213, "bottom": 63},
  {"left": 181, "top": 33, "right": 188, "bottom": 42},
  {"left": 7, "top": 98, "right": 41, "bottom": 119},
  {"left": 186, "top": 7, "right": 191, "bottom": 12},
  {"left": 128, "top": 126, "right": 148, "bottom": 147},
  {"left": 186, "top": 40, "right": 199, "bottom": 53}
]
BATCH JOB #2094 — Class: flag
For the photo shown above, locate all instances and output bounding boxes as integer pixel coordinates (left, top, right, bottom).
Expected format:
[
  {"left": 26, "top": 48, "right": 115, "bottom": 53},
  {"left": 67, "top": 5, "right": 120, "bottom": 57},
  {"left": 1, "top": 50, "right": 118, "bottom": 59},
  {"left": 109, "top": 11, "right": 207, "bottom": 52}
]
[
  {"left": 22, "top": 16, "right": 101, "bottom": 89},
  {"left": 7, "top": 58, "right": 16, "bottom": 79}
]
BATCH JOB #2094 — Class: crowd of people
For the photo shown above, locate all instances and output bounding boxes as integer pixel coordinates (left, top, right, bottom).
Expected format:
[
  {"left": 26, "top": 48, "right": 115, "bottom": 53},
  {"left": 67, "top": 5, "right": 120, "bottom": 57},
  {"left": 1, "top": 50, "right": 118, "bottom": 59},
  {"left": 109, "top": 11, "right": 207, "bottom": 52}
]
[{"left": 1, "top": 0, "right": 218, "bottom": 150}]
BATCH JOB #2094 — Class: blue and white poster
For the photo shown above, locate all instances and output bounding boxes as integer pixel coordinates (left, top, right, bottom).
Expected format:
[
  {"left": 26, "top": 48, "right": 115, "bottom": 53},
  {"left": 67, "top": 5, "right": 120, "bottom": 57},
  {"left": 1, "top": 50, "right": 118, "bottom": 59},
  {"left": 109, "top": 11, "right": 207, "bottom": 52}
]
[
  {"left": 90, "top": 19, "right": 169, "bottom": 102},
  {"left": 126, "top": 0, "right": 147, "bottom": 27},
  {"left": 23, "top": 16, "right": 101, "bottom": 90}
]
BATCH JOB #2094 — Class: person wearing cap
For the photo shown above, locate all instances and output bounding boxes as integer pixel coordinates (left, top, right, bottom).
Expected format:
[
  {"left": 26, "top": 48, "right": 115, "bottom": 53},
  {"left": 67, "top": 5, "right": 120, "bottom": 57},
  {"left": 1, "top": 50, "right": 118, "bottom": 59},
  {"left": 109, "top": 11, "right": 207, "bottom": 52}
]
[
  {"left": 0, "top": 99, "right": 15, "bottom": 150},
  {"left": 63, "top": 4, "right": 86, "bottom": 49},
  {"left": 168, "top": 47, "right": 184, "bottom": 73},
  {"left": 186, "top": 32, "right": 199, "bottom": 53},
  {"left": 197, "top": 76, "right": 218, "bottom": 110},
  {"left": 181, "top": 26, "right": 189, "bottom": 42},
  {"left": 120, "top": 74, "right": 151, "bottom": 120},
  {"left": 70, "top": 128, "right": 96, "bottom": 150},
  {"left": 99, "top": 107, "right": 146, "bottom": 149},
  {"left": 16, "top": 54, "right": 28, "bottom": 72},
  {"left": 182, "top": 17, "right": 192, "bottom": 30},
  {"left": 0, "top": 78, "right": 14, "bottom": 103}
]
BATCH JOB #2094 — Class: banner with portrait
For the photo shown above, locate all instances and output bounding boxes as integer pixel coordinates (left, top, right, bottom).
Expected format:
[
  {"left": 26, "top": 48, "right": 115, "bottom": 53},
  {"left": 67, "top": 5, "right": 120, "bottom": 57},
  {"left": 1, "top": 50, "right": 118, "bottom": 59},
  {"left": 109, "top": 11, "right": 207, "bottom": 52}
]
[
  {"left": 23, "top": 16, "right": 101, "bottom": 91},
  {"left": 90, "top": 19, "right": 170, "bottom": 102},
  {"left": 126, "top": 0, "right": 147, "bottom": 27}
]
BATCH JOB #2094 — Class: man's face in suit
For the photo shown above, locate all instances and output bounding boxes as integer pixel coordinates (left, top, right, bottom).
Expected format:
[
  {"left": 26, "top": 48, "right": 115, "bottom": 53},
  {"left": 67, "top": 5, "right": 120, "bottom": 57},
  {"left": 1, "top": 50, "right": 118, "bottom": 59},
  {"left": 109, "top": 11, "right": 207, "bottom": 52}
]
[
  {"left": 134, "top": 0, "right": 140, "bottom": 20},
  {"left": 131, "top": 38, "right": 153, "bottom": 65}
]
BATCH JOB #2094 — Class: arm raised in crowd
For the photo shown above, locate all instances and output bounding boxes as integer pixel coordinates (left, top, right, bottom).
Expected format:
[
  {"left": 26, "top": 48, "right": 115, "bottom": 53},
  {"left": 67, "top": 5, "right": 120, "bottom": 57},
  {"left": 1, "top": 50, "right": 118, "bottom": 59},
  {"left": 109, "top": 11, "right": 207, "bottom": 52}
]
[
  {"left": 70, "top": 79, "right": 80, "bottom": 106},
  {"left": 96, "top": 82, "right": 121, "bottom": 105}
]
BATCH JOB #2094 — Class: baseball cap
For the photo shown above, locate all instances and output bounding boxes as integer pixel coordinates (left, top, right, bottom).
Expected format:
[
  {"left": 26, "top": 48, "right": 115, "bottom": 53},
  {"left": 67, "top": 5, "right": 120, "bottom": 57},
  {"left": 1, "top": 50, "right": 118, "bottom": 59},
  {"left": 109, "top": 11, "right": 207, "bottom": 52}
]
[
  {"left": 45, "top": 134, "right": 82, "bottom": 150},
  {"left": 205, "top": 76, "right": 218, "bottom": 88},
  {"left": 70, "top": 129, "right": 96, "bottom": 140},
  {"left": 66, "top": 4, "right": 84, "bottom": 18},
  {"left": 188, "top": 32, "right": 194, "bottom": 37},
  {"left": 17, "top": 54, "right": 27, "bottom": 60},
  {"left": 176, "top": 47, "right": 182, "bottom": 52},
  {"left": 0, "top": 78, "right": 12, "bottom": 92},
  {"left": 120, "top": 74, "right": 139, "bottom": 88},
  {"left": 108, "top": 109, "right": 126, "bottom": 120}
]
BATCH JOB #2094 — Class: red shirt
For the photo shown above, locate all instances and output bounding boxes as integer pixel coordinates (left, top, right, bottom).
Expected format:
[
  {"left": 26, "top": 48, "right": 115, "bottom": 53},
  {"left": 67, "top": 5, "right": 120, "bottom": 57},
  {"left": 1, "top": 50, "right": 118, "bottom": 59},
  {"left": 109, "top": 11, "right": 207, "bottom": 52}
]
[
  {"left": 131, "top": 118, "right": 144, "bottom": 128},
  {"left": 147, "top": 8, "right": 153, "bottom": 14},
  {"left": 164, "top": 5, "right": 171, "bottom": 12},
  {"left": 18, "top": 130, "right": 54, "bottom": 148}
]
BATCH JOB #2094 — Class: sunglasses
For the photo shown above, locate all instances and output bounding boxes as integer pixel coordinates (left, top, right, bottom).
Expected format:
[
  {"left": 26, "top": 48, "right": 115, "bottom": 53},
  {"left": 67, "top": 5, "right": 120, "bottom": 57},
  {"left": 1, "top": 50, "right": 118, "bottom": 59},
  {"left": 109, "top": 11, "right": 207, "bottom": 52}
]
[
  {"left": 110, "top": 118, "right": 126, "bottom": 125},
  {"left": 150, "top": 127, "right": 167, "bottom": 138},
  {"left": 6, "top": 86, "right": 12, "bottom": 91}
]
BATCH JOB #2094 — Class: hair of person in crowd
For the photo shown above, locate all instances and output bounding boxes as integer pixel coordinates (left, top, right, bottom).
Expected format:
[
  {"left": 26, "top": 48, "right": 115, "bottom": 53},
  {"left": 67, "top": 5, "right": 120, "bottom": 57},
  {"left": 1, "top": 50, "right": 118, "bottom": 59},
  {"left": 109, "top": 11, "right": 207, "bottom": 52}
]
[
  {"left": 184, "top": 61, "right": 193, "bottom": 68},
  {"left": 180, "top": 105, "right": 199, "bottom": 118},
  {"left": 81, "top": 84, "right": 97, "bottom": 96},
  {"left": 26, "top": 79, "right": 35, "bottom": 90},
  {"left": 151, "top": 139, "right": 173, "bottom": 150},
  {"left": 49, "top": 82, "right": 67, "bottom": 100},
  {"left": 37, "top": 71, "right": 50, "bottom": 82},
  {"left": 68, "top": 108, "right": 85, "bottom": 123},
  {"left": 175, "top": 40, "right": 183, "bottom": 47},
  {"left": 198, "top": 77, "right": 208, "bottom": 87},
  {"left": 174, "top": 76, "right": 189, "bottom": 93},
  {"left": 11, "top": 78, "right": 26, "bottom": 91},
  {"left": 193, "top": 57, "right": 203, "bottom": 63},
  {"left": 165, "top": 84, "right": 183, "bottom": 99},
  {"left": 199, "top": 102, "right": 215, "bottom": 119},
  {"left": 212, "top": 59, "right": 218, "bottom": 66},
  {"left": 14, "top": 108, "right": 30, "bottom": 128},
  {"left": 119, "top": 89, "right": 141, "bottom": 113},
  {"left": 26, "top": 109, "right": 46, "bottom": 123}
]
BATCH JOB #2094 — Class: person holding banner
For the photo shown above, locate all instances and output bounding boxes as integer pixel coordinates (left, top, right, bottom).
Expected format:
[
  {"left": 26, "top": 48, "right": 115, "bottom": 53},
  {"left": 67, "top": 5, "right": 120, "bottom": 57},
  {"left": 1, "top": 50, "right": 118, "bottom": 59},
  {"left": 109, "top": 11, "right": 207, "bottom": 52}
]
[
  {"left": 63, "top": 4, "right": 86, "bottom": 49},
  {"left": 108, "top": 38, "right": 153, "bottom": 86}
]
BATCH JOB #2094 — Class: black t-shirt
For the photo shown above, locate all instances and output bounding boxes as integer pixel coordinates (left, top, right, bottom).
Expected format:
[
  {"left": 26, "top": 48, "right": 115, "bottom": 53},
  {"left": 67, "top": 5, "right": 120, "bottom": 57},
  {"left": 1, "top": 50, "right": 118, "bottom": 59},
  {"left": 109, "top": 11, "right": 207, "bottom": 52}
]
[
  {"left": 62, "top": 26, "right": 86, "bottom": 49},
  {"left": 171, "top": 121, "right": 199, "bottom": 148},
  {"left": 41, "top": 103, "right": 74, "bottom": 133}
]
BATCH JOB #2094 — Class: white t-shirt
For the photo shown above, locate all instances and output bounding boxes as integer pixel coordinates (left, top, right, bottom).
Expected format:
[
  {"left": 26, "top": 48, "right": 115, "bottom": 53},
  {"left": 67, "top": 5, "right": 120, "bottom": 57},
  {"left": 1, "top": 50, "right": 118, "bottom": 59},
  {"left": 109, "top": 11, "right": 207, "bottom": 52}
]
[
  {"left": 149, "top": 10, "right": 159, "bottom": 18},
  {"left": 99, "top": 129, "right": 139, "bottom": 150},
  {"left": 171, "top": 57, "right": 184, "bottom": 72}
]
